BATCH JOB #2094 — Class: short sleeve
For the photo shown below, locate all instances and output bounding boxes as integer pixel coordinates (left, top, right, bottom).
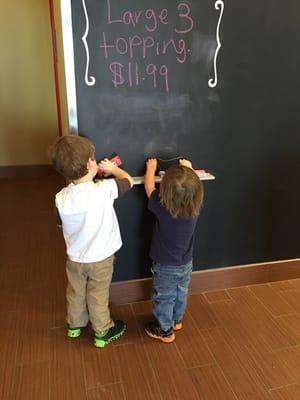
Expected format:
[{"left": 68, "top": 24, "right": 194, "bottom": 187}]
[{"left": 115, "top": 178, "right": 131, "bottom": 197}]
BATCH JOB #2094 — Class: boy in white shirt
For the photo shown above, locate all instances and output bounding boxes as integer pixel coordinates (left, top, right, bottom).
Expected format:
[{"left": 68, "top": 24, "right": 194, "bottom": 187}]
[{"left": 50, "top": 135, "right": 133, "bottom": 347}]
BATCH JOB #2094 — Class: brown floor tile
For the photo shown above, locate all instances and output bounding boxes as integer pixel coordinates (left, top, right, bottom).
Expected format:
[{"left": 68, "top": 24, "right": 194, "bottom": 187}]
[
  {"left": 277, "top": 288, "right": 300, "bottom": 314},
  {"left": 0, "top": 311, "right": 19, "bottom": 400},
  {"left": 203, "top": 289, "right": 231, "bottom": 303},
  {"left": 13, "top": 362, "right": 50, "bottom": 400},
  {"left": 174, "top": 312, "right": 214, "bottom": 368},
  {"left": 0, "top": 265, "right": 25, "bottom": 313},
  {"left": 131, "top": 300, "right": 152, "bottom": 315},
  {"left": 81, "top": 326, "right": 121, "bottom": 388},
  {"left": 87, "top": 384, "right": 124, "bottom": 400},
  {"left": 275, "top": 346, "right": 300, "bottom": 383},
  {"left": 144, "top": 338, "right": 201, "bottom": 399},
  {"left": 189, "top": 364, "right": 236, "bottom": 400},
  {"left": 16, "top": 303, "right": 51, "bottom": 365},
  {"left": 223, "top": 337, "right": 294, "bottom": 389},
  {"left": 273, "top": 314, "right": 300, "bottom": 345},
  {"left": 249, "top": 284, "right": 295, "bottom": 317},
  {"left": 269, "top": 384, "right": 300, "bottom": 400},
  {"left": 289, "top": 279, "right": 300, "bottom": 290},
  {"left": 115, "top": 342, "right": 162, "bottom": 400},
  {"left": 269, "top": 280, "right": 295, "bottom": 291},
  {"left": 187, "top": 294, "right": 217, "bottom": 330},
  {"left": 50, "top": 328, "right": 87, "bottom": 400},
  {"left": 203, "top": 328, "right": 272, "bottom": 399},
  {"left": 228, "top": 287, "right": 299, "bottom": 350}
]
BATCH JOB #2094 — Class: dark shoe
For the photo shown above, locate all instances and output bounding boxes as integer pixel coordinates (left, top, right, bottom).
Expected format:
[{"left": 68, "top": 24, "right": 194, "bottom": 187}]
[
  {"left": 145, "top": 321, "right": 175, "bottom": 343},
  {"left": 173, "top": 320, "right": 182, "bottom": 331},
  {"left": 67, "top": 326, "right": 84, "bottom": 338},
  {"left": 94, "top": 320, "right": 126, "bottom": 348}
]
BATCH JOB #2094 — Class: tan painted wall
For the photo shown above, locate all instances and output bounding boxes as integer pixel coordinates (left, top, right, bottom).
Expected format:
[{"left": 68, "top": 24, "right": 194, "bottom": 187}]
[{"left": 0, "top": 1, "right": 60, "bottom": 166}]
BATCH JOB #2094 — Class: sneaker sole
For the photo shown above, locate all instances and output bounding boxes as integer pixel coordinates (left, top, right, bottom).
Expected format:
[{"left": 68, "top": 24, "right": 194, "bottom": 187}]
[
  {"left": 94, "top": 326, "right": 126, "bottom": 348},
  {"left": 173, "top": 323, "right": 182, "bottom": 331},
  {"left": 145, "top": 328, "right": 175, "bottom": 343}
]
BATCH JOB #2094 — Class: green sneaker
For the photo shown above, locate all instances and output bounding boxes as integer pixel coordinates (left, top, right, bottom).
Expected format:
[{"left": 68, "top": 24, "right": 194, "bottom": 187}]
[
  {"left": 67, "top": 326, "right": 83, "bottom": 338},
  {"left": 94, "top": 320, "right": 126, "bottom": 348}
]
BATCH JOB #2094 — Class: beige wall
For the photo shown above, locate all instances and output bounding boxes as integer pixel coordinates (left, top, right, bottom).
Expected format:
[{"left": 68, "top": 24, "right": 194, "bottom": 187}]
[{"left": 0, "top": 1, "right": 60, "bottom": 166}]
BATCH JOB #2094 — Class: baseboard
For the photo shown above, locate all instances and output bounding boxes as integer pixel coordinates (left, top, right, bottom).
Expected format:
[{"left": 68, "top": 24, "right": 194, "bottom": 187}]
[
  {"left": 110, "top": 259, "right": 300, "bottom": 305},
  {"left": 0, "top": 164, "right": 56, "bottom": 179}
]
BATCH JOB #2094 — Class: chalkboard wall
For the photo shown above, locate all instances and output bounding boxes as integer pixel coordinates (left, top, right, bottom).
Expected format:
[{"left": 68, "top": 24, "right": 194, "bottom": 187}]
[{"left": 62, "top": 0, "right": 300, "bottom": 281}]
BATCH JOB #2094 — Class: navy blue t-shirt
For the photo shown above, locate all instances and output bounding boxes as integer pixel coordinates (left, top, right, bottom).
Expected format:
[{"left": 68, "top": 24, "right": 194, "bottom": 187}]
[{"left": 148, "top": 190, "right": 199, "bottom": 266}]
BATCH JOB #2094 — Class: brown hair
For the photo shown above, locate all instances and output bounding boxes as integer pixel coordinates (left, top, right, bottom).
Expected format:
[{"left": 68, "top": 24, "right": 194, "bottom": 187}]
[
  {"left": 159, "top": 165, "right": 204, "bottom": 218},
  {"left": 49, "top": 135, "right": 95, "bottom": 180}
]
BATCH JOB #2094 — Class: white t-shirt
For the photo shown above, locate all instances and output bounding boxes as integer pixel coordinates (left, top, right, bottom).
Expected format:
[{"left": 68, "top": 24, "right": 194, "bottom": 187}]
[{"left": 55, "top": 179, "right": 123, "bottom": 263}]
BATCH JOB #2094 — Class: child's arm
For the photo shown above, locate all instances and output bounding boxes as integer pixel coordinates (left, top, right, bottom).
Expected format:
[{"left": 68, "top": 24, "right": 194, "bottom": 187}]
[
  {"left": 99, "top": 159, "right": 134, "bottom": 187},
  {"left": 144, "top": 158, "right": 157, "bottom": 198}
]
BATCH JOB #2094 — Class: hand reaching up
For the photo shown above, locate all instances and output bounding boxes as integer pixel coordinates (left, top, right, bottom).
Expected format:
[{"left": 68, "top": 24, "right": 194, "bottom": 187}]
[
  {"left": 179, "top": 159, "right": 193, "bottom": 169},
  {"left": 98, "top": 158, "right": 116, "bottom": 176},
  {"left": 146, "top": 158, "right": 157, "bottom": 174}
]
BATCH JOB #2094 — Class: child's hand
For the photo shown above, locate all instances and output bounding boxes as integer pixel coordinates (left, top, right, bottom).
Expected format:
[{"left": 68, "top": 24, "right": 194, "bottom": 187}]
[
  {"left": 98, "top": 158, "right": 116, "bottom": 176},
  {"left": 179, "top": 159, "right": 193, "bottom": 169},
  {"left": 146, "top": 158, "right": 157, "bottom": 173}
]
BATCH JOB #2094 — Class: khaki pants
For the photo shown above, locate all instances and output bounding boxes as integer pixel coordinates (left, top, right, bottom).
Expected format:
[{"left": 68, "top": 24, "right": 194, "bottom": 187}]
[{"left": 66, "top": 255, "right": 115, "bottom": 333}]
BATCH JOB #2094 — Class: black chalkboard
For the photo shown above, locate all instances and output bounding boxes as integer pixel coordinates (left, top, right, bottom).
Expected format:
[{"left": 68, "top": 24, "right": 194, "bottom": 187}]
[{"left": 67, "top": 0, "right": 300, "bottom": 281}]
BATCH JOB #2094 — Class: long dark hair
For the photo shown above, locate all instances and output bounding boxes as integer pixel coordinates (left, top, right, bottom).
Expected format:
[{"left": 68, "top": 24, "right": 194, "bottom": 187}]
[{"left": 159, "top": 165, "right": 204, "bottom": 218}]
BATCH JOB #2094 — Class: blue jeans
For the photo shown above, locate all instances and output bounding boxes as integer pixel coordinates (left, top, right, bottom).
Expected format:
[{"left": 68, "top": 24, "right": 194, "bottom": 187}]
[{"left": 151, "top": 261, "right": 193, "bottom": 332}]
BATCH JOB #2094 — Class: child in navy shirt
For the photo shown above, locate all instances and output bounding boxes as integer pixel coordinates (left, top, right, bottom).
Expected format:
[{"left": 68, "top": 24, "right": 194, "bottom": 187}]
[{"left": 144, "top": 158, "right": 204, "bottom": 343}]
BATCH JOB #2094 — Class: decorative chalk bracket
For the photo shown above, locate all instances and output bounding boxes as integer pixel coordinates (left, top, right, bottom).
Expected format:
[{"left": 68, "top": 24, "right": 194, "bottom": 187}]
[{"left": 208, "top": 0, "right": 224, "bottom": 88}]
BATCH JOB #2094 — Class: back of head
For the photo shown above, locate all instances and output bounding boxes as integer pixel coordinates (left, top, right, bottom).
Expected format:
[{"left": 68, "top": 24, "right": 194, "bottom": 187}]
[
  {"left": 159, "top": 165, "right": 204, "bottom": 218},
  {"left": 49, "top": 135, "right": 95, "bottom": 180}
]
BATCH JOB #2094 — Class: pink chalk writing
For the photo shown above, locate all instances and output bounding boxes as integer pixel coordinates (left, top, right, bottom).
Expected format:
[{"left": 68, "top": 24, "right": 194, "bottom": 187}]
[
  {"left": 110, "top": 62, "right": 169, "bottom": 92},
  {"left": 107, "top": 0, "right": 169, "bottom": 32},
  {"left": 98, "top": 1, "right": 195, "bottom": 91},
  {"left": 175, "top": 3, "right": 194, "bottom": 34},
  {"left": 100, "top": 33, "right": 187, "bottom": 63}
]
